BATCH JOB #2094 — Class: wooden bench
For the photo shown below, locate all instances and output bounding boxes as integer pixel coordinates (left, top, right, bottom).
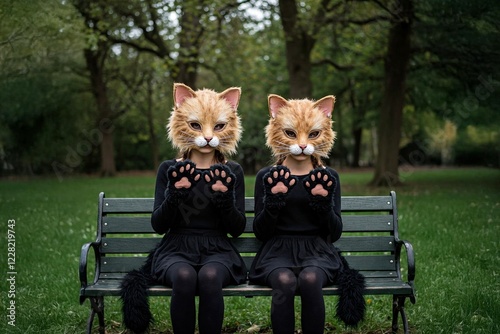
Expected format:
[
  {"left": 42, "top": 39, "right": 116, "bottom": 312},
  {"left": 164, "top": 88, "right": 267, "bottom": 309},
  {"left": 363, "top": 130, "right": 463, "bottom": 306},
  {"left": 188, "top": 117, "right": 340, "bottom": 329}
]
[{"left": 80, "top": 191, "right": 416, "bottom": 334}]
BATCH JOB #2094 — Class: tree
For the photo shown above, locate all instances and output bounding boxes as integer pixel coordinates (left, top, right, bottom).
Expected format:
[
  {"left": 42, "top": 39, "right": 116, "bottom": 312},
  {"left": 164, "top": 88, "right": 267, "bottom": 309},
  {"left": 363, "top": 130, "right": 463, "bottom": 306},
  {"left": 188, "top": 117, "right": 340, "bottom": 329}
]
[
  {"left": 0, "top": 0, "right": 91, "bottom": 175},
  {"left": 74, "top": 0, "right": 117, "bottom": 176},
  {"left": 369, "top": 0, "right": 414, "bottom": 186},
  {"left": 277, "top": 0, "right": 347, "bottom": 98}
]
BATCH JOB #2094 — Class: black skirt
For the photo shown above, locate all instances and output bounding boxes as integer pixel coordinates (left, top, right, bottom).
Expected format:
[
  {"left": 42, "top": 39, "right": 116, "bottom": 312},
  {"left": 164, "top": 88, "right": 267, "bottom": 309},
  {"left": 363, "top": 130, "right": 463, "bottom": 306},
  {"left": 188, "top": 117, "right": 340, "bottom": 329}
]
[
  {"left": 249, "top": 235, "right": 343, "bottom": 285},
  {"left": 152, "top": 228, "right": 247, "bottom": 285}
]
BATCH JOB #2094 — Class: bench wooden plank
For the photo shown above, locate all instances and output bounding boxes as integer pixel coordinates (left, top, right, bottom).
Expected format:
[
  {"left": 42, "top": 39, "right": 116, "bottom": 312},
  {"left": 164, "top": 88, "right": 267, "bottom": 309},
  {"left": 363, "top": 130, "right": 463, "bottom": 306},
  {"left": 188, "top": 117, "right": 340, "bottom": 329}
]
[
  {"left": 94, "top": 269, "right": 400, "bottom": 282},
  {"left": 340, "top": 196, "right": 394, "bottom": 211},
  {"left": 98, "top": 254, "right": 397, "bottom": 274},
  {"left": 99, "top": 236, "right": 397, "bottom": 254},
  {"left": 102, "top": 215, "right": 395, "bottom": 234},
  {"left": 100, "top": 237, "right": 159, "bottom": 253},
  {"left": 333, "top": 236, "right": 396, "bottom": 252},
  {"left": 100, "top": 196, "right": 395, "bottom": 214},
  {"left": 102, "top": 198, "right": 153, "bottom": 214},
  {"left": 102, "top": 217, "right": 152, "bottom": 233},
  {"left": 341, "top": 215, "right": 394, "bottom": 232},
  {"left": 83, "top": 278, "right": 412, "bottom": 298}
]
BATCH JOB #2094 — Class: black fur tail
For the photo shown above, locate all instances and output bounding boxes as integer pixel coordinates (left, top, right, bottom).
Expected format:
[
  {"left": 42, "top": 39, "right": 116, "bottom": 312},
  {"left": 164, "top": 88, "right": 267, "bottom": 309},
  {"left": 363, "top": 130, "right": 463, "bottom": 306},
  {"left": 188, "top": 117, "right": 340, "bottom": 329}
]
[
  {"left": 119, "top": 253, "right": 155, "bottom": 333},
  {"left": 336, "top": 254, "right": 366, "bottom": 327}
]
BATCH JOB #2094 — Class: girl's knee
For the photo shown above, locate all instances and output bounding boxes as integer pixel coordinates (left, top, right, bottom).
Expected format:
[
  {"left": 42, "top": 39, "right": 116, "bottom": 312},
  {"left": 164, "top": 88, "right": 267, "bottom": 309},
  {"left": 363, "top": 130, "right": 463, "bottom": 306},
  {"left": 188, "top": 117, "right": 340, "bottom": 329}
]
[
  {"left": 269, "top": 268, "right": 297, "bottom": 291},
  {"left": 198, "top": 263, "right": 230, "bottom": 288},
  {"left": 298, "top": 267, "right": 326, "bottom": 288}
]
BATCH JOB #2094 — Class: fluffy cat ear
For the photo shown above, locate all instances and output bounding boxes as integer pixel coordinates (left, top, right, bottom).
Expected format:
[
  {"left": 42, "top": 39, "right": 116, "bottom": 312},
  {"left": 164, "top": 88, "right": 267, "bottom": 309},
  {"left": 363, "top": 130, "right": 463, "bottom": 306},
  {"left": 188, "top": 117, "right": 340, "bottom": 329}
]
[
  {"left": 219, "top": 87, "right": 241, "bottom": 111},
  {"left": 313, "top": 95, "right": 336, "bottom": 118},
  {"left": 268, "top": 94, "right": 289, "bottom": 119},
  {"left": 174, "top": 83, "right": 196, "bottom": 108}
]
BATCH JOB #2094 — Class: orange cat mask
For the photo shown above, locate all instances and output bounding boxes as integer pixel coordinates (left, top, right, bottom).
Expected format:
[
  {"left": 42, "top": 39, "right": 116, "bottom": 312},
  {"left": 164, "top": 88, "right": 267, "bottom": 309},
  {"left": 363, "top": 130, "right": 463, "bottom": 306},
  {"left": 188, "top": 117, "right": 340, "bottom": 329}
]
[
  {"left": 167, "top": 83, "right": 242, "bottom": 156},
  {"left": 266, "top": 94, "right": 336, "bottom": 163}
]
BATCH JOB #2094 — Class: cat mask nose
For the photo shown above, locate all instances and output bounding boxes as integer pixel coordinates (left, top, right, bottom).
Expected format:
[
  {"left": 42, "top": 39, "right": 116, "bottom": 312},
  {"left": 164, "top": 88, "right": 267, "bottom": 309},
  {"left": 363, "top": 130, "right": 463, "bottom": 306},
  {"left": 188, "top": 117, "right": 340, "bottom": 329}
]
[
  {"left": 194, "top": 136, "right": 220, "bottom": 148},
  {"left": 290, "top": 144, "right": 315, "bottom": 156}
]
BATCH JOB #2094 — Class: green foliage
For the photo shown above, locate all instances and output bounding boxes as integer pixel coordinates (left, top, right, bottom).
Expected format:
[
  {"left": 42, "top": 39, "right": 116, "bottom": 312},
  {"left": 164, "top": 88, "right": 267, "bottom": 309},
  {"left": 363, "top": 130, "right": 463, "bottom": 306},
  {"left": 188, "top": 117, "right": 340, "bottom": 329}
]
[
  {"left": 412, "top": 0, "right": 500, "bottom": 128},
  {"left": 454, "top": 125, "right": 499, "bottom": 167},
  {"left": 1, "top": 0, "right": 499, "bottom": 175}
]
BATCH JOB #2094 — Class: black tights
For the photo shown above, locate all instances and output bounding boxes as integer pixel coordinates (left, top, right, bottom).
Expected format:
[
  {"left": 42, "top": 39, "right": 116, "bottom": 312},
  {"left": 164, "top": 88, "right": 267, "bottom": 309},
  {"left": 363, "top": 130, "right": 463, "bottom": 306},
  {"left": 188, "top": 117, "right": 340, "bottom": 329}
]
[
  {"left": 267, "top": 267, "right": 328, "bottom": 334},
  {"left": 163, "top": 262, "right": 230, "bottom": 334}
]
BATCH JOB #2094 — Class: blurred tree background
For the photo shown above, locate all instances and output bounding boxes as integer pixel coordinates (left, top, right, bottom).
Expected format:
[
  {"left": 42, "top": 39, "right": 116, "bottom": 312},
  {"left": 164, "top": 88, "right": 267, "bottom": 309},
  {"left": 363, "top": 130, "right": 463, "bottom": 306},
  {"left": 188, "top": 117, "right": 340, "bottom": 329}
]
[{"left": 1, "top": 0, "right": 499, "bottom": 185}]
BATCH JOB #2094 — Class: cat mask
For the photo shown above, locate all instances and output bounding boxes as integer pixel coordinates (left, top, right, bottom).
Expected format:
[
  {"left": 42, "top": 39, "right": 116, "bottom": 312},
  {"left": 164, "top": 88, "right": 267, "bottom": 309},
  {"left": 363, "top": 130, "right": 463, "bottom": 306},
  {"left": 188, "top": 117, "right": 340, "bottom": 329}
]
[
  {"left": 265, "top": 94, "right": 336, "bottom": 164},
  {"left": 167, "top": 83, "right": 242, "bottom": 157}
]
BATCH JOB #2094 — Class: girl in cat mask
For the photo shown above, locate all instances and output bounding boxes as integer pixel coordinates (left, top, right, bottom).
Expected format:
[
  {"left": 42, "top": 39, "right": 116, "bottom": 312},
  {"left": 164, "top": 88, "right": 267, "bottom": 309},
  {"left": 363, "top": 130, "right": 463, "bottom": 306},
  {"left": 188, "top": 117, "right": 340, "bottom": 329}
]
[
  {"left": 121, "top": 83, "right": 247, "bottom": 334},
  {"left": 249, "top": 94, "right": 365, "bottom": 333}
]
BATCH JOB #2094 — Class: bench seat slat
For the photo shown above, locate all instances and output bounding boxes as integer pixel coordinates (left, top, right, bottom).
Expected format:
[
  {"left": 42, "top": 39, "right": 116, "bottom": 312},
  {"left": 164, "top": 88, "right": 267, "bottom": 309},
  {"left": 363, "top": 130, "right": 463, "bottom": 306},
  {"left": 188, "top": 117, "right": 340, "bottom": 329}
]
[
  {"left": 82, "top": 278, "right": 412, "bottom": 298},
  {"left": 97, "top": 269, "right": 399, "bottom": 282}
]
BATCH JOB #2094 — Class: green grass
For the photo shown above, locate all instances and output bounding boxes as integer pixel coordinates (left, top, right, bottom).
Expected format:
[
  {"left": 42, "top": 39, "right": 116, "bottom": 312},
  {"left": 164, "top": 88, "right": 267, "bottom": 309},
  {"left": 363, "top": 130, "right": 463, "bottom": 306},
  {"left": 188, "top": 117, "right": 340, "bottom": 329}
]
[{"left": 0, "top": 167, "right": 499, "bottom": 333}]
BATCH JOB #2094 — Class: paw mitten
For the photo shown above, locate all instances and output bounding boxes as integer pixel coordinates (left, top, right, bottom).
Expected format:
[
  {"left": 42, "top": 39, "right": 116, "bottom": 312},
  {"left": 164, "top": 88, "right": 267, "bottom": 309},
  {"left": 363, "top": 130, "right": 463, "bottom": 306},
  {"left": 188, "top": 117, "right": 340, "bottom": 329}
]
[
  {"left": 204, "top": 164, "right": 236, "bottom": 209},
  {"left": 303, "top": 167, "right": 336, "bottom": 212},
  {"left": 165, "top": 160, "right": 201, "bottom": 205},
  {"left": 263, "top": 165, "right": 297, "bottom": 210}
]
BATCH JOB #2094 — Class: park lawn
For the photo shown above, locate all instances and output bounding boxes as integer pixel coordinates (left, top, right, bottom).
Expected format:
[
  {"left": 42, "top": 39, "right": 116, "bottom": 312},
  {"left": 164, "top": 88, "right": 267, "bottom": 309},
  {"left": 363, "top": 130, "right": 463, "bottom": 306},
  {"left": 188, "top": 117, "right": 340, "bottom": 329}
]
[{"left": 0, "top": 167, "right": 499, "bottom": 333}]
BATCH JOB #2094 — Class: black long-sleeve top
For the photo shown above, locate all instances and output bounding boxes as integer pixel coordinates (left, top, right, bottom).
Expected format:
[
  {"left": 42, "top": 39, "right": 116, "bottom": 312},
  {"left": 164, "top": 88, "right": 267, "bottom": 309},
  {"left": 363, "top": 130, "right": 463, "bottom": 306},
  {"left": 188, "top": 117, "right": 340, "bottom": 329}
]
[
  {"left": 151, "top": 160, "right": 246, "bottom": 238},
  {"left": 253, "top": 166, "right": 342, "bottom": 243}
]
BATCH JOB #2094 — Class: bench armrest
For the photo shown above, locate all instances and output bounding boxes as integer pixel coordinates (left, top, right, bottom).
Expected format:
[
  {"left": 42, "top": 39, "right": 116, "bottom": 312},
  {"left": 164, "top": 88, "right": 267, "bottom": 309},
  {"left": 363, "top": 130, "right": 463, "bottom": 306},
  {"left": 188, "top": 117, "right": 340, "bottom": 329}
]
[
  {"left": 396, "top": 239, "right": 416, "bottom": 303},
  {"left": 79, "top": 241, "right": 101, "bottom": 304}
]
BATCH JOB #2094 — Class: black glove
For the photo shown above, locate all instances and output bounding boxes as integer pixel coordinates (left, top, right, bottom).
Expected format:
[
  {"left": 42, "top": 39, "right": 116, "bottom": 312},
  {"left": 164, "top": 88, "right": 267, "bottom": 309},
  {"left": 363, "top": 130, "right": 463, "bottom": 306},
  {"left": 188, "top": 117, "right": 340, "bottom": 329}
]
[
  {"left": 303, "top": 167, "right": 336, "bottom": 212},
  {"left": 204, "top": 164, "right": 236, "bottom": 209},
  {"left": 263, "top": 165, "right": 297, "bottom": 210},
  {"left": 165, "top": 160, "right": 201, "bottom": 205}
]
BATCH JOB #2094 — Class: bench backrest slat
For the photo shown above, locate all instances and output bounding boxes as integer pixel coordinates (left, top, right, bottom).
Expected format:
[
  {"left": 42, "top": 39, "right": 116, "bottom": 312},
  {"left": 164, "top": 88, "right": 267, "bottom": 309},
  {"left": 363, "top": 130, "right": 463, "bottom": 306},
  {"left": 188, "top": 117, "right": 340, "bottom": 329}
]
[
  {"left": 98, "top": 254, "right": 398, "bottom": 277},
  {"left": 96, "top": 192, "right": 399, "bottom": 277},
  {"left": 102, "top": 196, "right": 394, "bottom": 214},
  {"left": 103, "top": 198, "right": 153, "bottom": 214},
  {"left": 340, "top": 196, "right": 394, "bottom": 211},
  {"left": 99, "top": 236, "right": 396, "bottom": 254},
  {"left": 102, "top": 215, "right": 395, "bottom": 234}
]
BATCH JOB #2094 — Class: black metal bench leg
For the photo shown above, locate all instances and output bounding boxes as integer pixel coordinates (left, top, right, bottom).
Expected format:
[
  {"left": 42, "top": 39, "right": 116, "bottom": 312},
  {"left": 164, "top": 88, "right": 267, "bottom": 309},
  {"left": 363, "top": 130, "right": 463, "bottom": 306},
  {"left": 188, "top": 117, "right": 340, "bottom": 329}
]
[
  {"left": 86, "top": 308, "right": 95, "bottom": 334},
  {"left": 86, "top": 297, "right": 105, "bottom": 334},
  {"left": 392, "top": 296, "right": 409, "bottom": 334}
]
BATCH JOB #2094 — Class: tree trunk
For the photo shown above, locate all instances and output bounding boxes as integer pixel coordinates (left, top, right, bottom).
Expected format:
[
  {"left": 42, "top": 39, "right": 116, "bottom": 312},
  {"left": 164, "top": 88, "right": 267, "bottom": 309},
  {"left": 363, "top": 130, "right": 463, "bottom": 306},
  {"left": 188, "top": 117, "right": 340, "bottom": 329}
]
[
  {"left": 279, "top": 0, "right": 315, "bottom": 98},
  {"left": 175, "top": 0, "right": 202, "bottom": 88},
  {"left": 351, "top": 127, "right": 362, "bottom": 168},
  {"left": 75, "top": 0, "right": 116, "bottom": 177},
  {"left": 349, "top": 83, "right": 364, "bottom": 168},
  {"left": 146, "top": 77, "right": 159, "bottom": 169},
  {"left": 84, "top": 44, "right": 116, "bottom": 177},
  {"left": 370, "top": 0, "right": 413, "bottom": 187}
]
